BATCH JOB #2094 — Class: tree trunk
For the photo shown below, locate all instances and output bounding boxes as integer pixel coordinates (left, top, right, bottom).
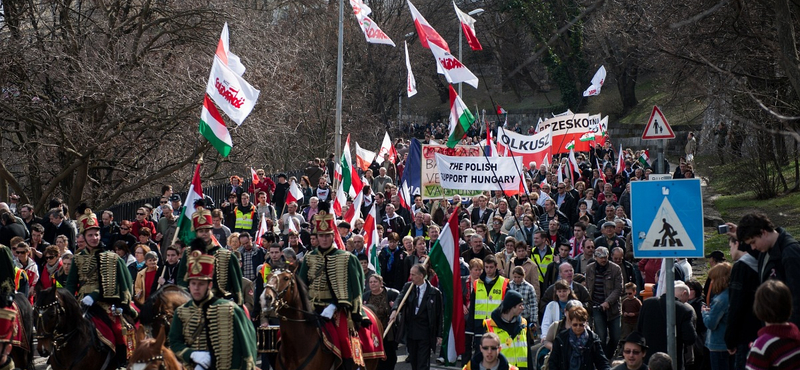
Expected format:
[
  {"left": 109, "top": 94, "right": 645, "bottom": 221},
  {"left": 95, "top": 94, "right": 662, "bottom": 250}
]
[
  {"left": 793, "top": 140, "right": 799, "bottom": 192},
  {"left": 617, "top": 62, "right": 639, "bottom": 115}
]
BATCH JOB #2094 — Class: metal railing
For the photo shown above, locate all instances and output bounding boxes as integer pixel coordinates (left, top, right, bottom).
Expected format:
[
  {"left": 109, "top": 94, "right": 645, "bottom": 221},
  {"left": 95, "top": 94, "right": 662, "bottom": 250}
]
[{"left": 107, "top": 169, "right": 305, "bottom": 222}]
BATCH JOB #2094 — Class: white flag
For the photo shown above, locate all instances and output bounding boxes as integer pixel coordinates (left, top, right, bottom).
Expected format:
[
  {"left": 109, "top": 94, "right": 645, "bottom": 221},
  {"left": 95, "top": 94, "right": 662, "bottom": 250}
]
[
  {"left": 216, "top": 23, "right": 246, "bottom": 76},
  {"left": 429, "top": 43, "right": 479, "bottom": 88},
  {"left": 349, "top": 0, "right": 395, "bottom": 46},
  {"left": 583, "top": 65, "right": 606, "bottom": 97},
  {"left": 206, "top": 55, "right": 261, "bottom": 126},
  {"left": 405, "top": 41, "right": 418, "bottom": 97}
]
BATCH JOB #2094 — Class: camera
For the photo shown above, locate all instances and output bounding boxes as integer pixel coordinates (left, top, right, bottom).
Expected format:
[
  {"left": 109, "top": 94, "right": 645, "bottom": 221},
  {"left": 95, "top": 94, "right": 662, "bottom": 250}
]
[{"left": 718, "top": 225, "right": 728, "bottom": 234}]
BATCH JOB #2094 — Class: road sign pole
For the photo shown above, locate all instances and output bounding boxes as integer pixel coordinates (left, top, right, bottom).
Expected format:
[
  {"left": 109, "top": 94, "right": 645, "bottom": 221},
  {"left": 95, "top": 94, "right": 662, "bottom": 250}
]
[
  {"left": 665, "top": 257, "right": 677, "bottom": 370},
  {"left": 658, "top": 138, "right": 665, "bottom": 174}
]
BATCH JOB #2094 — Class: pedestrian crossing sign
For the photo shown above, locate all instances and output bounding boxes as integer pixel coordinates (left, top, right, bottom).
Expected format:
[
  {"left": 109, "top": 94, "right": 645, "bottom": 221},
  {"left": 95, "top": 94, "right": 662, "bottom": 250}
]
[{"left": 631, "top": 179, "right": 704, "bottom": 258}]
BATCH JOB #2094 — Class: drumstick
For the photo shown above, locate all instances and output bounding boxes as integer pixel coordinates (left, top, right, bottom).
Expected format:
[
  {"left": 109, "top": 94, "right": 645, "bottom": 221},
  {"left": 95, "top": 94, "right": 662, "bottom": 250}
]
[{"left": 383, "top": 257, "right": 430, "bottom": 338}]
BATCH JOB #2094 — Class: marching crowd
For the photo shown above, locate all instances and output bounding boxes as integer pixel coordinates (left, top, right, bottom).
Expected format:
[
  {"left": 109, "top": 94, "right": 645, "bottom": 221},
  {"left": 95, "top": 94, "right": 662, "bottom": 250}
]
[{"left": 0, "top": 132, "right": 799, "bottom": 370}]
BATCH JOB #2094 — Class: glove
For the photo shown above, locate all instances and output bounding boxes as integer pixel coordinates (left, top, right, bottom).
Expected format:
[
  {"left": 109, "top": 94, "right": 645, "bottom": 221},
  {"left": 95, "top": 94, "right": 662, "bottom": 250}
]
[
  {"left": 190, "top": 351, "right": 211, "bottom": 369},
  {"left": 195, "top": 365, "right": 205, "bottom": 370},
  {"left": 321, "top": 304, "right": 337, "bottom": 319},
  {"left": 81, "top": 296, "right": 94, "bottom": 307}
]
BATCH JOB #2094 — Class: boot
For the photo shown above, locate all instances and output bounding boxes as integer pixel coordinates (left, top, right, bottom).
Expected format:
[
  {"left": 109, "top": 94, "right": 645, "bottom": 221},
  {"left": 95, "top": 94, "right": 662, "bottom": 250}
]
[{"left": 114, "top": 344, "right": 128, "bottom": 368}]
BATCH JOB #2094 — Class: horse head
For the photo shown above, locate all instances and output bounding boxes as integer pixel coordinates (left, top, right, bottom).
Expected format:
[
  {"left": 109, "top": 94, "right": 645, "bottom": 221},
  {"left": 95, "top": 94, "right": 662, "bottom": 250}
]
[
  {"left": 33, "top": 287, "right": 65, "bottom": 356},
  {"left": 261, "top": 269, "right": 297, "bottom": 317},
  {"left": 146, "top": 285, "right": 189, "bottom": 341},
  {"left": 128, "top": 326, "right": 182, "bottom": 370}
]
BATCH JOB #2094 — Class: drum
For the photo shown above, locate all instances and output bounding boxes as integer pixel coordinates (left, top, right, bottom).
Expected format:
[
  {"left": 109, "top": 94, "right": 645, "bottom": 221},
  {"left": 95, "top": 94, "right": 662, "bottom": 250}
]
[{"left": 257, "top": 326, "right": 280, "bottom": 353}]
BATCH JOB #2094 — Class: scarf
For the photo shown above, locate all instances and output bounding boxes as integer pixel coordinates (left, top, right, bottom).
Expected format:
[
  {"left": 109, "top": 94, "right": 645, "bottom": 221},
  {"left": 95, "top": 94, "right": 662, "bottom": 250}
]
[
  {"left": 568, "top": 328, "right": 588, "bottom": 369},
  {"left": 136, "top": 261, "right": 145, "bottom": 270},
  {"left": 46, "top": 261, "right": 60, "bottom": 276}
]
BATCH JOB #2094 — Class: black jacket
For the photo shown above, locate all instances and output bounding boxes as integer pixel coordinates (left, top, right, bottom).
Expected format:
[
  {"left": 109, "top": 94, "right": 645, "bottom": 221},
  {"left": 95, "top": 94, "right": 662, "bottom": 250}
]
[
  {"left": 637, "top": 295, "right": 697, "bottom": 365},
  {"left": 757, "top": 228, "right": 800, "bottom": 327},
  {"left": 725, "top": 254, "right": 763, "bottom": 349},
  {"left": 378, "top": 246, "right": 408, "bottom": 291},
  {"left": 549, "top": 327, "right": 610, "bottom": 370},
  {"left": 394, "top": 280, "right": 443, "bottom": 347}
]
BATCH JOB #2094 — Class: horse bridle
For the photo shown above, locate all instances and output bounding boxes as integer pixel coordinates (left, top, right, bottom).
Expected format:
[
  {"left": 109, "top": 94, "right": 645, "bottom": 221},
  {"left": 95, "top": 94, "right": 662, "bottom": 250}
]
[
  {"left": 34, "top": 299, "right": 63, "bottom": 340},
  {"left": 264, "top": 273, "right": 317, "bottom": 323},
  {"left": 131, "top": 352, "right": 166, "bottom": 370}
]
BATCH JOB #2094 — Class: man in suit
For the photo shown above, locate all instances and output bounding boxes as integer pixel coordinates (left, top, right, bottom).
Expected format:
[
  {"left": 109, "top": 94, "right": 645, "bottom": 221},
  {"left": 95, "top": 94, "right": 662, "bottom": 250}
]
[
  {"left": 471, "top": 195, "right": 493, "bottom": 226},
  {"left": 391, "top": 264, "right": 443, "bottom": 370}
]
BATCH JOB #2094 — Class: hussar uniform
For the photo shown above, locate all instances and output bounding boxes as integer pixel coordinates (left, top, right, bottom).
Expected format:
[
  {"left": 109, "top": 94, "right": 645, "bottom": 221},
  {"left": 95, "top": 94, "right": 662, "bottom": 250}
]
[
  {"left": 170, "top": 251, "right": 257, "bottom": 370},
  {"left": 65, "top": 209, "right": 137, "bottom": 361},
  {"left": 176, "top": 207, "right": 244, "bottom": 306}
]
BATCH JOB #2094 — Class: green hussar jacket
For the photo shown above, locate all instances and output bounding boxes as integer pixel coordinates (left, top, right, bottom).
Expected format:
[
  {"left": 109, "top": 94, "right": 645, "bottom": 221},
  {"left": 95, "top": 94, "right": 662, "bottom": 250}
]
[
  {"left": 170, "top": 294, "right": 256, "bottom": 370},
  {"left": 176, "top": 241, "right": 244, "bottom": 306}
]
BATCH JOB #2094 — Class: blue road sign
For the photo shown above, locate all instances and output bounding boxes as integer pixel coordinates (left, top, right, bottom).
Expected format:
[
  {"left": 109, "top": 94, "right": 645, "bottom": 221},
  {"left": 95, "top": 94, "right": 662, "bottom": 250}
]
[{"left": 631, "top": 179, "right": 704, "bottom": 258}]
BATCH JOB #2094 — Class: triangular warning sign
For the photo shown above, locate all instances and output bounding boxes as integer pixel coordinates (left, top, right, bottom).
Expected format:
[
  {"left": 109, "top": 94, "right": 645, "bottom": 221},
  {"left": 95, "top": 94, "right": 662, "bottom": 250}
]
[
  {"left": 638, "top": 197, "right": 696, "bottom": 251},
  {"left": 642, "top": 105, "right": 675, "bottom": 140}
]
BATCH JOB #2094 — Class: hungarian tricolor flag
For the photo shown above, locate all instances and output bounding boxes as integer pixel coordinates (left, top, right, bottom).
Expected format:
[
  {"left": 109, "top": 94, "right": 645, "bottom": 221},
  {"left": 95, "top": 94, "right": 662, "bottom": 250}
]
[
  {"left": 497, "top": 105, "right": 507, "bottom": 115},
  {"left": 176, "top": 163, "right": 203, "bottom": 245},
  {"left": 341, "top": 134, "right": 364, "bottom": 198},
  {"left": 447, "top": 85, "right": 475, "bottom": 148},
  {"left": 638, "top": 150, "right": 651, "bottom": 169},
  {"left": 199, "top": 95, "right": 233, "bottom": 157},
  {"left": 453, "top": 1, "right": 482, "bottom": 51},
  {"left": 579, "top": 132, "right": 596, "bottom": 142},
  {"left": 363, "top": 203, "right": 381, "bottom": 274},
  {"left": 428, "top": 209, "right": 464, "bottom": 364}
]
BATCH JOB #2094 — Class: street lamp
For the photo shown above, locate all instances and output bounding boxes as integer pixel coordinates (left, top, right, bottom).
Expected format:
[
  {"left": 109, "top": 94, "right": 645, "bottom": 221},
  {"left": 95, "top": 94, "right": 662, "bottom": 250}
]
[{"left": 458, "top": 8, "right": 484, "bottom": 97}]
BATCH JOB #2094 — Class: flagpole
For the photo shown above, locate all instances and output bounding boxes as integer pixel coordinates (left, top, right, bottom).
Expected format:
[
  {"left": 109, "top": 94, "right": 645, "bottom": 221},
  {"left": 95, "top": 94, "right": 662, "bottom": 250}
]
[
  {"left": 384, "top": 257, "right": 430, "bottom": 338},
  {"left": 170, "top": 154, "right": 203, "bottom": 247},
  {"left": 334, "top": 0, "right": 344, "bottom": 189}
]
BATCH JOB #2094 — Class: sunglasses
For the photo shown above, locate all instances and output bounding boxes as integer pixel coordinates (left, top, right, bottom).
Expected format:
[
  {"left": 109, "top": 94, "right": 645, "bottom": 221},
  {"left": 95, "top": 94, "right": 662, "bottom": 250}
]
[
  {"left": 623, "top": 350, "right": 642, "bottom": 355},
  {"left": 160, "top": 201, "right": 167, "bottom": 204},
  {"left": 481, "top": 346, "right": 499, "bottom": 351},
  {"left": 137, "top": 213, "right": 145, "bottom": 216},
  {"left": 120, "top": 227, "right": 130, "bottom": 230},
  {"left": 47, "top": 255, "right": 57, "bottom": 260},
  {"left": 16, "top": 251, "right": 27, "bottom": 255}
]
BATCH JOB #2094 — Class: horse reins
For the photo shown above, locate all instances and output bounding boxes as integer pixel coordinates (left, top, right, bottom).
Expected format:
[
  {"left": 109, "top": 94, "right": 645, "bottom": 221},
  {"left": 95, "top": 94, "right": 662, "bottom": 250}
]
[
  {"left": 265, "top": 275, "right": 317, "bottom": 323},
  {"left": 132, "top": 352, "right": 166, "bottom": 370},
  {"left": 34, "top": 299, "right": 62, "bottom": 340}
]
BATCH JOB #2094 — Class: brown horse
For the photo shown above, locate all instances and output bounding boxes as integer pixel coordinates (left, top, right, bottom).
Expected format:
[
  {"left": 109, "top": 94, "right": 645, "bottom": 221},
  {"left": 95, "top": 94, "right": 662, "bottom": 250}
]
[
  {"left": 261, "top": 269, "right": 384, "bottom": 370},
  {"left": 128, "top": 326, "right": 183, "bottom": 370},
  {"left": 138, "top": 284, "right": 190, "bottom": 341},
  {"left": 34, "top": 287, "right": 114, "bottom": 370}
]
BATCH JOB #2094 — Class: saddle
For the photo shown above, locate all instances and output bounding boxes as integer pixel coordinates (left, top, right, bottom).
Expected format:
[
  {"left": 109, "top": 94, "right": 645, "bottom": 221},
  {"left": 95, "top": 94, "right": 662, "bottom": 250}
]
[
  {"left": 319, "top": 308, "right": 385, "bottom": 366},
  {"left": 8, "top": 302, "right": 29, "bottom": 353}
]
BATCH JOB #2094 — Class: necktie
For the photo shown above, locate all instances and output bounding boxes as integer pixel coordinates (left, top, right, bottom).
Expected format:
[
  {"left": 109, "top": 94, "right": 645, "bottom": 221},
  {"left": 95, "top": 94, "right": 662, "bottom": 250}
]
[{"left": 416, "top": 286, "right": 423, "bottom": 314}]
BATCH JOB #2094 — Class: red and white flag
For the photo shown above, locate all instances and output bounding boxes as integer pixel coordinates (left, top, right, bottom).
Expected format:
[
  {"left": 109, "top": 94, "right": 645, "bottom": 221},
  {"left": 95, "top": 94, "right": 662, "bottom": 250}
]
[
  {"left": 286, "top": 179, "right": 304, "bottom": 205},
  {"left": 376, "top": 132, "right": 397, "bottom": 164},
  {"left": 250, "top": 167, "right": 259, "bottom": 185},
  {"left": 355, "top": 142, "right": 376, "bottom": 171},
  {"left": 568, "top": 149, "right": 580, "bottom": 185},
  {"left": 206, "top": 55, "right": 260, "bottom": 126},
  {"left": 616, "top": 144, "right": 625, "bottom": 174},
  {"left": 583, "top": 65, "right": 606, "bottom": 97},
  {"left": 407, "top": 0, "right": 450, "bottom": 52},
  {"left": 215, "top": 23, "right": 246, "bottom": 76},
  {"left": 350, "top": 0, "right": 396, "bottom": 46},
  {"left": 254, "top": 214, "right": 269, "bottom": 247},
  {"left": 429, "top": 42, "right": 479, "bottom": 88},
  {"left": 405, "top": 41, "right": 418, "bottom": 97},
  {"left": 453, "top": 1, "right": 482, "bottom": 51}
]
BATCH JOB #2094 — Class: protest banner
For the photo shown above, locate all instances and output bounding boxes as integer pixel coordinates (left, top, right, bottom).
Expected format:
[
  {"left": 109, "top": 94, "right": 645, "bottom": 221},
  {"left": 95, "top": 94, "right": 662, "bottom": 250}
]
[
  {"left": 421, "top": 144, "right": 483, "bottom": 199},
  {"left": 435, "top": 154, "right": 524, "bottom": 192},
  {"left": 495, "top": 127, "right": 552, "bottom": 168},
  {"left": 534, "top": 113, "right": 598, "bottom": 154}
]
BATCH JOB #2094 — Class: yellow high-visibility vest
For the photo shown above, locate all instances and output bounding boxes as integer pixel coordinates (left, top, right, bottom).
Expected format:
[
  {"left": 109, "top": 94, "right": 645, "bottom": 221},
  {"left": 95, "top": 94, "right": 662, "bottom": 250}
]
[
  {"left": 485, "top": 317, "right": 528, "bottom": 368},
  {"left": 235, "top": 208, "right": 255, "bottom": 230},
  {"left": 473, "top": 277, "right": 509, "bottom": 320}
]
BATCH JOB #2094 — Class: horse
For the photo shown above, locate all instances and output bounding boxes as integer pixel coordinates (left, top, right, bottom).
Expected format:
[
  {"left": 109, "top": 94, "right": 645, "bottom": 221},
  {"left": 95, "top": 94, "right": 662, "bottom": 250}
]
[
  {"left": 3, "top": 292, "right": 34, "bottom": 370},
  {"left": 34, "top": 287, "right": 114, "bottom": 370},
  {"left": 128, "top": 326, "right": 183, "bottom": 370},
  {"left": 261, "top": 269, "right": 384, "bottom": 370},
  {"left": 138, "top": 284, "right": 190, "bottom": 341}
]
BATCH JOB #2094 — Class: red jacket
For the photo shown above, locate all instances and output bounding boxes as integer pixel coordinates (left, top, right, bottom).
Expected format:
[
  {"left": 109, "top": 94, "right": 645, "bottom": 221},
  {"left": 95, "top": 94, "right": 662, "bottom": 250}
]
[{"left": 131, "top": 220, "right": 156, "bottom": 239}]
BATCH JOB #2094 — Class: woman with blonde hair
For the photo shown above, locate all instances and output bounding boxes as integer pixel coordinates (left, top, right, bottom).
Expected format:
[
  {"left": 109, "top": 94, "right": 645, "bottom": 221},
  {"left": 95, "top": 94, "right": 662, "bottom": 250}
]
[{"left": 227, "top": 232, "right": 241, "bottom": 251}]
